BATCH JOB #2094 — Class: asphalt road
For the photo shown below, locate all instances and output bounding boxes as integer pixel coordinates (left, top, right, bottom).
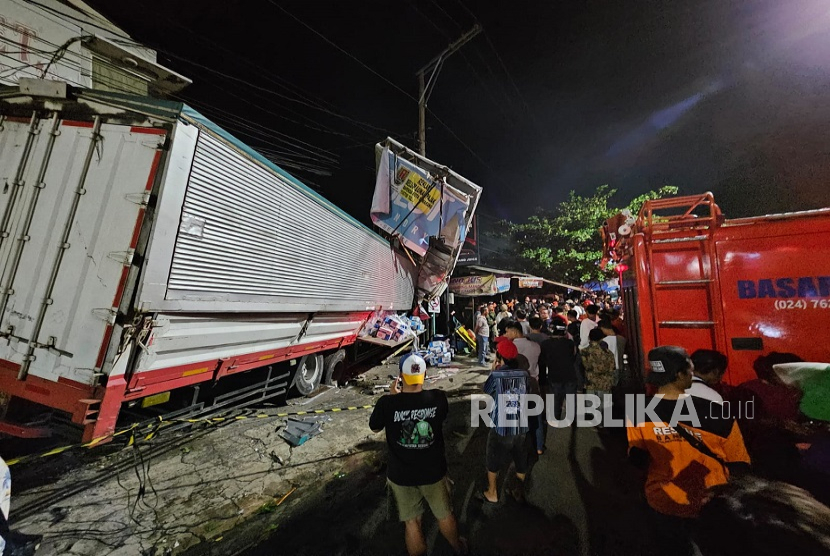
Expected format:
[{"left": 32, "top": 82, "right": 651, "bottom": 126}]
[{"left": 239, "top": 391, "right": 658, "bottom": 556}]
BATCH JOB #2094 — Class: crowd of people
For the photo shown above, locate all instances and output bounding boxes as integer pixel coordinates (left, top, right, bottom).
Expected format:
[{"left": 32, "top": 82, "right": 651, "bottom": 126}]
[
  {"left": 369, "top": 292, "right": 830, "bottom": 556},
  {"left": 472, "top": 294, "right": 625, "bottom": 417}
]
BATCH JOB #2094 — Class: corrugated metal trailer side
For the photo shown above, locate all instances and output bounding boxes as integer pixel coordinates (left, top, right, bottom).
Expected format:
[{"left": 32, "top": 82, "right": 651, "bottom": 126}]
[{"left": 138, "top": 109, "right": 415, "bottom": 313}]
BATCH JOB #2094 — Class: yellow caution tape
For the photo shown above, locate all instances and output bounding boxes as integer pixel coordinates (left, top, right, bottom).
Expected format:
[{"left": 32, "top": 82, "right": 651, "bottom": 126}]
[{"left": 5, "top": 404, "right": 375, "bottom": 467}]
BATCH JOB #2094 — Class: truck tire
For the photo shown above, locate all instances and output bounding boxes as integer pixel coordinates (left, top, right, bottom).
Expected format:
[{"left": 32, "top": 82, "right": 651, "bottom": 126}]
[
  {"left": 323, "top": 349, "right": 347, "bottom": 386},
  {"left": 291, "top": 354, "right": 324, "bottom": 396}
]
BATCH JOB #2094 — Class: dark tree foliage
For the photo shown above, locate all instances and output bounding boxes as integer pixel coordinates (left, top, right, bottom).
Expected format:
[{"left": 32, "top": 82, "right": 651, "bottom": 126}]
[{"left": 481, "top": 185, "right": 679, "bottom": 284}]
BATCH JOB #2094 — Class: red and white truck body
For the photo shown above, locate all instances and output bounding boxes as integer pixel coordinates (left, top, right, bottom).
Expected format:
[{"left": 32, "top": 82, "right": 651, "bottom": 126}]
[
  {"left": 602, "top": 193, "right": 830, "bottom": 386},
  {"left": 0, "top": 85, "right": 482, "bottom": 442}
]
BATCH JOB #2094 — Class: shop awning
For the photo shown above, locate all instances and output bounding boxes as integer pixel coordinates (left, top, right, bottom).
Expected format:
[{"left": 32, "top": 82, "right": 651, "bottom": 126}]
[{"left": 460, "top": 265, "right": 588, "bottom": 292}]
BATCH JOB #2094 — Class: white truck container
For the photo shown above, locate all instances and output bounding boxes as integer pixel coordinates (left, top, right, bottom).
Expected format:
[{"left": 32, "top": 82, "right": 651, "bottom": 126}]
[{"left": 0, "top": 84, "right": 418, "bottom": 441}]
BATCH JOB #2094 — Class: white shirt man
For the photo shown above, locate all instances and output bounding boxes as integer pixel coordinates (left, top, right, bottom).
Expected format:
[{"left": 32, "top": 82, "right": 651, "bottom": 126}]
[
  {"left": 579, "top": 306, "right": 600, "bottom": 350},
  {"left": 597, "top": 321, "right": 627, "bottom": 370},
  {"left": 505, "top": 323, "right": 541, "bottom": 379},
  {"left": 494, "top": 308, "right": 512, "bottom": 327},
  {"left": 602, "top": 334, "right": 626, "bottom": 370},
  {"left": 686, "top": 349, "right": 728, "bottom": 404},
  {"left": 474, "top": 311, "right": 490, "bottom": 338},
  {"left": 687, "top": 376, "right": 724, "bottom": 404}
]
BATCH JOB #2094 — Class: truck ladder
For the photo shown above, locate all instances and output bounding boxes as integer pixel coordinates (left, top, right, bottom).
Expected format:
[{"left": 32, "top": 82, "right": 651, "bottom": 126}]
[{"left": 641, "top": 193, "right": 727, "bottom": 351}]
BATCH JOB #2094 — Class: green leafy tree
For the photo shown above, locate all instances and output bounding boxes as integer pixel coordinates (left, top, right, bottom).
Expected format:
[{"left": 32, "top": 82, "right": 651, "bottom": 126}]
[{"left": 483, "top": 185, "right": 678, "bottom": 284}]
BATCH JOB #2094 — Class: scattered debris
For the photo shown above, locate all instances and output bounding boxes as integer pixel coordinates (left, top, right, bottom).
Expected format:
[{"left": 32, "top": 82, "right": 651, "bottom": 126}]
[
  {"left": 269, "top": 451, "right": 284, "bottom": 465},
  {"left": 424, "top": 366, "right": 464, "bottom": 383},
  {"left": 348, "top": 374, "right": 377, "bottom": 391},
  {"left": 276, "top": 487, "right": 297, "bottom": 506},
  {"left": 280, "top": 416, "right": 326, "bottom": 447},
  {"left": 295, "top": 384, "right": 335, "bottom": 405},
  {"left": 49, "top": 507, "right": 70, "bottom": 525},
  {"left": 258, "top": 486, "right": 298, "bottom": 514}
]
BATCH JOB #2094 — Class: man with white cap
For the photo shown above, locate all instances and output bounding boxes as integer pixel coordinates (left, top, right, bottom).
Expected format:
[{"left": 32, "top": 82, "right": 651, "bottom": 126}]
[{"left": 370, "top": 353, "right": 466, "bottom": 556}]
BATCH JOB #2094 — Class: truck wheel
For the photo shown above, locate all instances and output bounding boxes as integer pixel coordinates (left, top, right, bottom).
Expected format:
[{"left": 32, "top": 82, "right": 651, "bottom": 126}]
[
  {"left": 323, "top": 349, "right": 347, "bottom": 386},
  {"left": 292, "top": 354, "right": 324, "bottom": 396}
]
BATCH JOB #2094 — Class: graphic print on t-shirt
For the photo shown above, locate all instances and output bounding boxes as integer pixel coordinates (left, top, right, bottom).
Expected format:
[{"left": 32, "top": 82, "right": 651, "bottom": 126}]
[
  {"left": 503, "top": 387, "right": 521, "bottom": 416},
  {"left": 394, "top": 407, "right": 437, "bottom": 449}
]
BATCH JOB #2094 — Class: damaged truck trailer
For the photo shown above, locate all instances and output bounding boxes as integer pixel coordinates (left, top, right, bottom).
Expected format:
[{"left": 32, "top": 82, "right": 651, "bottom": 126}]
[{"left": 0, "top": 84, "right": 423, "bottom": 442}]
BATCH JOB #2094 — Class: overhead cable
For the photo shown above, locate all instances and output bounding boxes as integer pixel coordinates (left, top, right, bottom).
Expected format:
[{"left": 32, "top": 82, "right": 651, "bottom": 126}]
[{"left": 269, "top": 2, "right": 499, "bottom": 176}]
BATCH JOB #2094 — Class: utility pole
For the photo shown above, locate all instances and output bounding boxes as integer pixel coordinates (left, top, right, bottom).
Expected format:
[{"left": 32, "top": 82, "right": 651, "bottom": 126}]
[
  {"left": 415, "top": 25, "right": 482, "bottom": 338},
  {"left": 417, "top": 24, "right": 482, "bottom": 156}
]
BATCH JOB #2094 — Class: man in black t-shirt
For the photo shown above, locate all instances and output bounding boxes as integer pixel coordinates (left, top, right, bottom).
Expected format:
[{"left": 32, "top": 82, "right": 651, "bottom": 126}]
[
  {"left": 370, "top": 354, "right": 466, "bottom": 556},
  {"left": 566, "top": 309, "right": 581, "bottom": 347},
  {"left": 539, "top": 326, "right": 578, "bottom": 421}
]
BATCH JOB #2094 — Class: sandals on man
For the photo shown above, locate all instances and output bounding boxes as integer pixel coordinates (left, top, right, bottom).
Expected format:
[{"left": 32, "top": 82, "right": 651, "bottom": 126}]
[{"left": 474, "top": 490, "right": 498, "bottom": 504}]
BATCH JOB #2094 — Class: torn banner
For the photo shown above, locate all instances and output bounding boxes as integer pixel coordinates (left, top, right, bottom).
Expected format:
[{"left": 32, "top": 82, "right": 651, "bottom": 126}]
[{"left": 371, "top": 146, "right": 469, "bottom": 257}]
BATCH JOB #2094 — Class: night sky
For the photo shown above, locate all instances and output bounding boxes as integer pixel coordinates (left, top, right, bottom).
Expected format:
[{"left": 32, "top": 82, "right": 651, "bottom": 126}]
[{"left": 88, "top": 0, "right": 830, "bottom": 225}]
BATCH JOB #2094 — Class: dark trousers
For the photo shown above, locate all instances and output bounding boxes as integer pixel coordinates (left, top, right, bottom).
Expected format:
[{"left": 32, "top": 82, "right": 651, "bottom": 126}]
[
  {"left": 535, "top": 383, "right": 547, "bottom": 451},
  {"left": 548, "top": 381, "right": 578, "bottom": 421}
]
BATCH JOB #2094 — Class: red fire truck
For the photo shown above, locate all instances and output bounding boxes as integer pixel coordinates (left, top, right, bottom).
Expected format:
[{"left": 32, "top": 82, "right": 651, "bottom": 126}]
[{"left": 601, "top": 193, "right": 830, "bottom": 386}]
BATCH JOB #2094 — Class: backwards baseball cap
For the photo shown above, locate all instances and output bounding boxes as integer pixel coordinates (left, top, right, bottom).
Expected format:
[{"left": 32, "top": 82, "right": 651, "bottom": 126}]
[
  {"left": 399, "top": 353, "right": 426, "bottom": 385},
  {"left": 647, "top": 346, "right": 692, "bottom": 386},
  {"left": 496, "top": 338, "right": 519, "bottom": 361}
]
